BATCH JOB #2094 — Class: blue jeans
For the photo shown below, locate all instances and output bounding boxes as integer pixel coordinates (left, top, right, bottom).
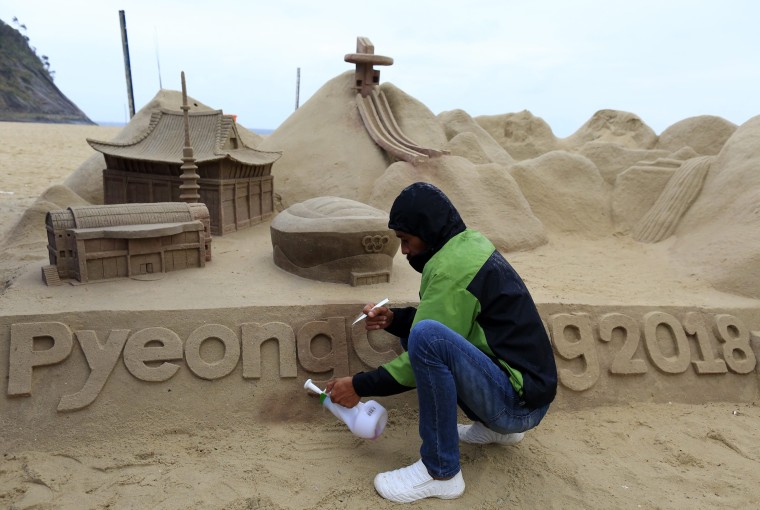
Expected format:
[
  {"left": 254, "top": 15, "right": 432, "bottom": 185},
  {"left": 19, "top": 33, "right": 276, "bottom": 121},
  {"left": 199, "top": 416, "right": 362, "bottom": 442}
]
[{"left": 406, "top": 319, "right": 550, "bottom": 479}]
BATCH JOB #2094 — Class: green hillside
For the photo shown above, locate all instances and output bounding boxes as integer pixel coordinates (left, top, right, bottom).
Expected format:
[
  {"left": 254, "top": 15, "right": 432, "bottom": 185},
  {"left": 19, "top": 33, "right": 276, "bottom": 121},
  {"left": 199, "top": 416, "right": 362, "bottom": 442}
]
[{"left": 0, "top": 17, "right": 93, "bottom": 124}]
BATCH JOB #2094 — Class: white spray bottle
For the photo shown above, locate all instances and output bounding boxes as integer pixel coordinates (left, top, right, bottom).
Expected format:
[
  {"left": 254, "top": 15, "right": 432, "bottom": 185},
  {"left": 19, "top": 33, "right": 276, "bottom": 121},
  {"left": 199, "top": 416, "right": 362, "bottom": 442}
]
[{"left": 304, "top": 379, "right": 388, "bottom": 440}]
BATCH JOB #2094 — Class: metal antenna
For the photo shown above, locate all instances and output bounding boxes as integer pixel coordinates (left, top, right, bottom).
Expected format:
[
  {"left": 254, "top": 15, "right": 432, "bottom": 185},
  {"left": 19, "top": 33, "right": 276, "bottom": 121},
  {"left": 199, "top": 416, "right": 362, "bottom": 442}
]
[
  {"left": 295, "top": 67, "right": 301, "bottom": 110},
  {"left": 154, "top": 27, "right": 163, "bottom": 89}
]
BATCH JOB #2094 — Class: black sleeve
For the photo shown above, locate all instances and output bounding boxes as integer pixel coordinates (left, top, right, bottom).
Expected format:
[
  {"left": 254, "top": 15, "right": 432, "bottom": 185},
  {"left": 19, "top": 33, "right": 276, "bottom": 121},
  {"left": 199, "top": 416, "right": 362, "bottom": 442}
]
[
  {"left": 385, "top": 306, "right": 416, "bottom": 338},
  {"left": 352, "top": 366, "right": 414, "bottom": 397}
]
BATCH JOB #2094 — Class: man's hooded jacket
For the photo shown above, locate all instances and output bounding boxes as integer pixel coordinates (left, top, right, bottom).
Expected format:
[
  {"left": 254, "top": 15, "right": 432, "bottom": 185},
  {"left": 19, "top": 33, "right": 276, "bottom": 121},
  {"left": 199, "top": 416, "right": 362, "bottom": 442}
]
[{"left": 352, "top": 182, "right": 557, "bottom": 410}]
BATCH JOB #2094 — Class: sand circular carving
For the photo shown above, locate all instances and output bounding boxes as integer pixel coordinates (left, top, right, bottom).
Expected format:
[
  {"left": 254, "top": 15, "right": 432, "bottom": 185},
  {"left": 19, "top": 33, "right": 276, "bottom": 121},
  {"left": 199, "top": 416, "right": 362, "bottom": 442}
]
[{"left": 270, "top": 196, "right": 399, "bottom": 285}]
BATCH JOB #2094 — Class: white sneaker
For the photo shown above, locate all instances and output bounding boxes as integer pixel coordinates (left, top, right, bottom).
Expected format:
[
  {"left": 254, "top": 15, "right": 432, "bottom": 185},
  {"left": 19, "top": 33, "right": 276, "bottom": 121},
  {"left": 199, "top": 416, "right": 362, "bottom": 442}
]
[
  {"left": 458, "top": 421, "right": 525, "bottom": 445},
  {"left": 373, "top": 459, "right": 465, "bottom": 503}
]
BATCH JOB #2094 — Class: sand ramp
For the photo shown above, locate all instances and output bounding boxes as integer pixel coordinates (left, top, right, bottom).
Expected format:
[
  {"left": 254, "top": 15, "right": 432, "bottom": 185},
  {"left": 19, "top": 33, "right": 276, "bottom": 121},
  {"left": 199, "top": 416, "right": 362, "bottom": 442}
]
[
  {"left": 634, "top": 156, "right": 712, "bottom": 243},
  {"left": 356, "top": 89, "right": 448, "bottom": 164}
]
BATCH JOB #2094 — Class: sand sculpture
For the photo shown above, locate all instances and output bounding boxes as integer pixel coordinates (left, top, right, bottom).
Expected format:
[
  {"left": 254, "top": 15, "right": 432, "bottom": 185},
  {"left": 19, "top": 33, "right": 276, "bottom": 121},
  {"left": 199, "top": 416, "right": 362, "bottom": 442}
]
[
  {"left": 345, "top": 37, "right": 448, "bottom": 164},
  {"left": 270, "top": 196, "right": 400, "bottom": 286},
  {"left": 40, "top": 78, "right": 218, "bottom": 287},
  {"left": 632, "top": 155, "right": 712, "bottom": 242},
  {"left": 177, "top": 71, "right": 202, "bottom": 204},
  {"left": 2, "top": 33, "right": 760, "bottom": 509},
  {"left": 2, "top": 38, "right": 757, "bottom": 418},
  {"left": 87, "top": 78, "right": 282, "bottom": 236},
  {"left": 42, "top": 202, "right": 211, "bottom": 285},
  {"left": 344, "top": 36, "right": 393, "bottom": 97}
]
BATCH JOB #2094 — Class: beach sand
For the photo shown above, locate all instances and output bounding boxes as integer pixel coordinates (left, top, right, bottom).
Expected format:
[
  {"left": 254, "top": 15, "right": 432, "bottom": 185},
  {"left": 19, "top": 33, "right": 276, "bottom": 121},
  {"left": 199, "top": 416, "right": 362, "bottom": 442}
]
[{"left": 1, "top": 119, "right": 759, "bottom": 510}]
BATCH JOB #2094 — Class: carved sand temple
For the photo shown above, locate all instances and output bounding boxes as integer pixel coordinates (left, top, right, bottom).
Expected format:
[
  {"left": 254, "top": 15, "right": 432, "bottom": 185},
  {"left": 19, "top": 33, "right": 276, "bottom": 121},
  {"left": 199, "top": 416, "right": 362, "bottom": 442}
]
[
  {"left": 88, "top": 106, "right": 282, "bottom": 236},
  {"left": 345, "top": 37, "right": 447, "bottom": 164}
]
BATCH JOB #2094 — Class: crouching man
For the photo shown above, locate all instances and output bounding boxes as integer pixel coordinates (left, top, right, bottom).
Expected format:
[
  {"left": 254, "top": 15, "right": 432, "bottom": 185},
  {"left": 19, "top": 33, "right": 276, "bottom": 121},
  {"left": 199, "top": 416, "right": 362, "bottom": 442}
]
[{"left": 328, "top": 182, "right": 557, "bottom": 503}]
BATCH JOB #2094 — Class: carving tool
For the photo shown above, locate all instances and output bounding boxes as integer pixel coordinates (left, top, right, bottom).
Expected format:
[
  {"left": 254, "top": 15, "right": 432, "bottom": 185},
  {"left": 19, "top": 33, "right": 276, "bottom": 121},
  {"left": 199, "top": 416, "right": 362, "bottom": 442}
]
[{"left": 351, "top": 298, "right": 390, "bottom": 326}]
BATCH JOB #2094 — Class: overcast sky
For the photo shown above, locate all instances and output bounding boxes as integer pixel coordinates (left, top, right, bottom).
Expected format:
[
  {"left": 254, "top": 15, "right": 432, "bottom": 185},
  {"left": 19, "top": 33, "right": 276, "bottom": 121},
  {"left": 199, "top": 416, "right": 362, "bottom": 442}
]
[{"left": 2, "top": 0, "right": 758, "bottom": 136}]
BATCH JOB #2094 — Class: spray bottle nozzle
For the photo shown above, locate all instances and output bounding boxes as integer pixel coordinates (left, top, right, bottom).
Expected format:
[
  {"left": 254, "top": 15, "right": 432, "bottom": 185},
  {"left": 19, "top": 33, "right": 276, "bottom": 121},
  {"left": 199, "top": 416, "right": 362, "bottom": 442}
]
[
  {"left": 304, "top": 379, "right": 324, "bottom": 395},
  {"left": 304, "top": 379, "right": 327, "bottom": 404}
]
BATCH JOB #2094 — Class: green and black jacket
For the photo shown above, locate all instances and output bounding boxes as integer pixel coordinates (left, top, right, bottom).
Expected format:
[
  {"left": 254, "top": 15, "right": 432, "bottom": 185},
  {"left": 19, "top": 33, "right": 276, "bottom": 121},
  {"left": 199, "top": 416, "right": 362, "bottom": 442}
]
[{"left": 352, "top": 183, "right": 557, "bottom": 409}]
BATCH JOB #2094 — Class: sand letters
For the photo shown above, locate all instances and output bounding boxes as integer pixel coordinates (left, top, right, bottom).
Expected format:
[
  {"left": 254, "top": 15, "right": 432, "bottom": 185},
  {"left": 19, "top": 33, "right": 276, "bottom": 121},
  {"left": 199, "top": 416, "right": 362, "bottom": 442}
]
[
  {"left": 7, "top": 317, "right": 392, "bottom": 412},
  {"left": 6, "top": 310, "right": 758, "bottom": 413},
  {"left": 549, "top": 311, "right": 757, "bottom": 392}
]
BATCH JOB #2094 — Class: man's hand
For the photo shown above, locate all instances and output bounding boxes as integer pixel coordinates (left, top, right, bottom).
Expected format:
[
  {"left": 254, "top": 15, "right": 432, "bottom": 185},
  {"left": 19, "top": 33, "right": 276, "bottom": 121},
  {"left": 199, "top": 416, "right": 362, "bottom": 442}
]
[
  {"left": 326, "top": 376, "right": 360, "bottom": 408},
  {"left": 364, "top": 302, "right": 394, "bottom": 331}
]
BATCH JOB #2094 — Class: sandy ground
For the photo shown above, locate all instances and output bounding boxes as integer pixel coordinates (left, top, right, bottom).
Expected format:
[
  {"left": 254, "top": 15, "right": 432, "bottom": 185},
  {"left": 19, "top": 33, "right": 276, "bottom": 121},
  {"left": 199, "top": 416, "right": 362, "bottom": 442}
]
[
  {"left": 0, "top": 123, "right": 122, "bottom": 239},
  {"left": 2, "top": 402, "right": 759, "bottom": 510},
  {"left": 1, "top": 122, "right": 759, "bottom": 510}
]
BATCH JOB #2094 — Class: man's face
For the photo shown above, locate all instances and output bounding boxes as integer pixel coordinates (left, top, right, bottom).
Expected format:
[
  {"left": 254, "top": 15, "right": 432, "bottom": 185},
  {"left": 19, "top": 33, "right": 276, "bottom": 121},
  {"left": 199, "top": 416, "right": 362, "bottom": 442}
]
[{"left": 394, "top": 230, "right": 427, "bottom": 259}]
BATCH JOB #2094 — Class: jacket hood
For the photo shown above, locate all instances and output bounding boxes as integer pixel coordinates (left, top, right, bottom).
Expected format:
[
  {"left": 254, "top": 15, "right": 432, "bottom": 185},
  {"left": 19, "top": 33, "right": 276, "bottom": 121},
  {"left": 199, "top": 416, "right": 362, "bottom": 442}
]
[{"left": 388, "top": 182, "right": 466, "bottom": 272}]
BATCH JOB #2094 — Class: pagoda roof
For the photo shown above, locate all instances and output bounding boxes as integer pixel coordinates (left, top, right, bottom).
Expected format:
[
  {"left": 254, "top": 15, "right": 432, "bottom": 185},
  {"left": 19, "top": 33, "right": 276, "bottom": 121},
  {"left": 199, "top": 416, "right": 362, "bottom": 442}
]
[{"left": 87, "top": 109, "right": 281, "bottom": 166}]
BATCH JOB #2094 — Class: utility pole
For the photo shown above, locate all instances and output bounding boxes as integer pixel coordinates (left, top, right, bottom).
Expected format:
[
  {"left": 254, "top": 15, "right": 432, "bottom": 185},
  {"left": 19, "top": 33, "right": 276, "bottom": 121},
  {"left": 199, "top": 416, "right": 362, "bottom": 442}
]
[{"left": 119, "top": 10, "right": 135, "bottom": 118}]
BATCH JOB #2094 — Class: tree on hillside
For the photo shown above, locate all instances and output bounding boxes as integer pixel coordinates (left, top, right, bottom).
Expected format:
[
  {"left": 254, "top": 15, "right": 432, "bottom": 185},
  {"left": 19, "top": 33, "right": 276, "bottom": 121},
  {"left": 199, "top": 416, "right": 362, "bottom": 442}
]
[{"left": 8, "top": 16, "right": 54, "bottom": 81}]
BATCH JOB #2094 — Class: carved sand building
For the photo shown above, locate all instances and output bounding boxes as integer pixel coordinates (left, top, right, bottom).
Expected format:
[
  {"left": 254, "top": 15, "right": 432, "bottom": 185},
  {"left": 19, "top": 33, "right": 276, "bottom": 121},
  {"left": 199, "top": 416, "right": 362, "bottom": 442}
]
[
  {"left": 87, "top": 110, "right": 282, "bottom": 235},
  {"left": 43, "top": 202, "right": 211, "bottom": 285}
]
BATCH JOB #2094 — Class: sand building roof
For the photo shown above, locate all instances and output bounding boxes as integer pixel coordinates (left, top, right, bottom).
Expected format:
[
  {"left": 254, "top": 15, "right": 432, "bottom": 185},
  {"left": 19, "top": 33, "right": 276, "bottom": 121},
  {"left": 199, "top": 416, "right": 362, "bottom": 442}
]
[
  {"left": 46, "top": 202, "right": 210, "bottom": 231},
  {"left": 87, "top": 109, "right": 281, "bottom": 166}
]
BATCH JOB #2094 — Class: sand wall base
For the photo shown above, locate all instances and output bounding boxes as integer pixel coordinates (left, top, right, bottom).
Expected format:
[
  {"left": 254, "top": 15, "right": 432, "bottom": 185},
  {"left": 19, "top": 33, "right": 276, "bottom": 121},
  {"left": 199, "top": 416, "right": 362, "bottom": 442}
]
[{"left": 2, "top": 303, "right": 759, "bottom": 447}]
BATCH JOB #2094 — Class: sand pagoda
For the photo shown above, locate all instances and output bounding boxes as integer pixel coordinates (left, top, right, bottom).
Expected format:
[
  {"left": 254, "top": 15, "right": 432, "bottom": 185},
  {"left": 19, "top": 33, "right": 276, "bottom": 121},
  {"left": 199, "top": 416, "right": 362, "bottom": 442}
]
[{"left": 87, "top": 108, "right": 282, "bottom": 236}]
